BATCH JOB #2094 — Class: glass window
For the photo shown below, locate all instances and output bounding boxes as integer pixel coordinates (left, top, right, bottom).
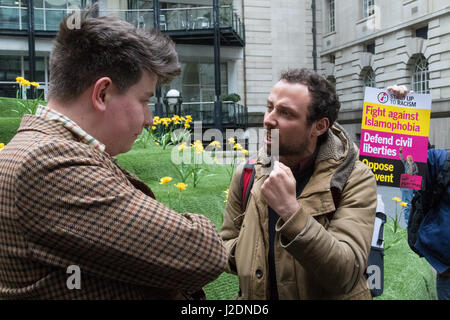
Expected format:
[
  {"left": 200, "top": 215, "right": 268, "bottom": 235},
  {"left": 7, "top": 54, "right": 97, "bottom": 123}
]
[
  {"left": 0, "top": 3, "right": 21, "bottom": 29},
  {"left": 161, "top": 62, "right": 228, "bottom": 103},
  {"left": 24, "top": 57, "right": 46, "bottom": 83},
  {"left": 366, "top": 43, "right": 375, "bottom": 54},
  {"left": 126, "top": 0, "right": 153, "bottom": 29},
  {"left": 44, "top": 0, "right": 66, "bottom": 9},
  {"left": 0, "top": 0, "right": 19, "bottom": 5},
  {"left": 329, "top": 0, "right": 335, "bottom": 33},
  {"left": 411, "top": 55, "right": 430, "bottom": 94},
  {"left": 363, "top": 68, "right": 376, "bottom": 88},
  {"left": 0, "top": 84, "right": 18, "bottom": 98},
  {"left": 415, "top": 26, "right": 428, "bottom": 40},
  {"left": 363, "top": 0, "right": 375, "bottom": 18},
  {"left": 0, "top": 56, "right": 21, "bottom": 82}
]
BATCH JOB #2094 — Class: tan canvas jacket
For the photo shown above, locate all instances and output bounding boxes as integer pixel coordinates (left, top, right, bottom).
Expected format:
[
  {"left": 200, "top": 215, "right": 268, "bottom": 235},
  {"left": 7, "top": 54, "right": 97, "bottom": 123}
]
[
  {"left": 0, "top": 115, "right": 226, "bottom": 299},
  {"left": 221, "top": 124, "right": 377, "bottom": 300}
]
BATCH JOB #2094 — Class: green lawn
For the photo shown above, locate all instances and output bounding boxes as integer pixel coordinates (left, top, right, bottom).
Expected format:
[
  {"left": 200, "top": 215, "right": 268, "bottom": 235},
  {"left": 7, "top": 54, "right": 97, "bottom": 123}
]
[
  {"left": 0, "top": 97, "right": 47, "bottom": 145},
  {"left": 375, "top": 221, "right": 437, "bottom": 300},
  {"left": 0, "top": 117, "right": 22, "bottom": 144}
]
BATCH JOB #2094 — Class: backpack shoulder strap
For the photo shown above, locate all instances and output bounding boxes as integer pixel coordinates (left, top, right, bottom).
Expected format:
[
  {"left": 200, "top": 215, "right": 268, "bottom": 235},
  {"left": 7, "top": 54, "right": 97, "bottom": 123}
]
[{"left": 240, "top": 158, "right": 257, "bottom": 212}]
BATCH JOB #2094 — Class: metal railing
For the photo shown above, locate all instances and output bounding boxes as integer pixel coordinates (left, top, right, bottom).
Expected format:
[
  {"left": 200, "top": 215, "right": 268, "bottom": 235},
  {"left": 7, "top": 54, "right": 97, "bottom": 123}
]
[
  {"left": 150, "top": 101, "right": 248, "bottom": 129},
  {"left": 0, "top": 5, "right": 244, "bottom": 38},
  {"left": 160, "top": 5, "right": 244, "bottom": 39}
]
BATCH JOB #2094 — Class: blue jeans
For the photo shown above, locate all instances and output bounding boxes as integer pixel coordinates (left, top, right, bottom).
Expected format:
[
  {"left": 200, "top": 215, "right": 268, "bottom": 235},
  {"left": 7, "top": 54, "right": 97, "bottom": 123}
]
[
  {"left": 437, "top": 276, "right": 450, "bottom": 300},
  {"left": 401, "top": 188, "right": 414, "bottom": 226}
]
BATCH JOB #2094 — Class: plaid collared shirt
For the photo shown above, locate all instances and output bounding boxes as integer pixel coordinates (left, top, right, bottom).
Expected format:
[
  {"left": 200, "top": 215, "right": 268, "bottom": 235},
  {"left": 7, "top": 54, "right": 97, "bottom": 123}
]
[{"left": 36, "top": 104, "right": 106, "bottom": 153}]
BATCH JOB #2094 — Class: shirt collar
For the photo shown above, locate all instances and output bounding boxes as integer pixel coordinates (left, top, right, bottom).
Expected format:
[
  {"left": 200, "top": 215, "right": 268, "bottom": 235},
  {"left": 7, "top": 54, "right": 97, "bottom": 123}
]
[{"left": 35, "top": 104, "right": 106, "bottom": 153}]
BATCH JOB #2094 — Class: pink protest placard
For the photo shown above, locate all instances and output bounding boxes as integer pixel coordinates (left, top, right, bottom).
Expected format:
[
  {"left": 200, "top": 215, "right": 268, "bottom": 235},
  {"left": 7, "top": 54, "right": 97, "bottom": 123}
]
[
  {"left": 359, "top": 87, "right": 431, "bottom": 189},
  {"left": 400, "top": 174, "right": 423, "bottom": 190},
  {"left": 359, "top": 129, "right": 429, "bottom": 162}
]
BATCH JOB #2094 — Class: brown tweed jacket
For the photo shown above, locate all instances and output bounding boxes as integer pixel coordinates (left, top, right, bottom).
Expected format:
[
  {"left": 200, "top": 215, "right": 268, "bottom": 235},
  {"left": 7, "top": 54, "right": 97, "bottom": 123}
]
[{"left": 0, "top": 115, "right": 226, "bottom": 299}]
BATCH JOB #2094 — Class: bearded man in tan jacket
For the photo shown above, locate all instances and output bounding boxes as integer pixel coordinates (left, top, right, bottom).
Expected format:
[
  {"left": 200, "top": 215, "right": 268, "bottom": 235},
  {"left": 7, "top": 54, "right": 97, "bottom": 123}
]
[{"left": 221, "top": 69, "right": 378, "bottom": 300}]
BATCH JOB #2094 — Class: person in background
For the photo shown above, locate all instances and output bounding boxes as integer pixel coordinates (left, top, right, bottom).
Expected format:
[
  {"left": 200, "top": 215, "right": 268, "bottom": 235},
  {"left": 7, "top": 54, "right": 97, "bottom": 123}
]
[
  {"left": 399, "top": 146, "right": 419, "bottom": 226},
  {"left": 410, "top": 148, "right": 450, "bottom": 300}
]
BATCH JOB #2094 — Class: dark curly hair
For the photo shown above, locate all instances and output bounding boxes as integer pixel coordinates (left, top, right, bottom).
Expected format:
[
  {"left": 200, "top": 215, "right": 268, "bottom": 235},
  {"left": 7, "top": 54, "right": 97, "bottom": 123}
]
[
  {"left": 48, "top": 4, "right": 181, "bottom": 102},
  {"left": 280, "top": 68, "right": 340, "bottom": 128}
]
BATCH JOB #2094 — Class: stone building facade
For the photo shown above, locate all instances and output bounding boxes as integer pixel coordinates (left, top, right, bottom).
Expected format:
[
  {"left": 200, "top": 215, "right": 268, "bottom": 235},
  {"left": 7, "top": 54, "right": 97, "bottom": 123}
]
[{"left": 321, "top": 0, "right": 450, "bottom": 150}]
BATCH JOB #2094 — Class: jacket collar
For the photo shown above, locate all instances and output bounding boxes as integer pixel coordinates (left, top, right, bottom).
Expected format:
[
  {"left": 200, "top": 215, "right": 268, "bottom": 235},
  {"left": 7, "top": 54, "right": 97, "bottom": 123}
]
[{"left": 17, "top": 114, "right": 79, "bottom": 143}]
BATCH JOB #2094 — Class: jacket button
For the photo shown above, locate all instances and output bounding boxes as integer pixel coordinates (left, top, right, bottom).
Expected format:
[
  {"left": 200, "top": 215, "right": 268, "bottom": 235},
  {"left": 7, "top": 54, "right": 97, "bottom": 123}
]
[{"left": 255, "top": 269, "right": 263, "bottom": 279}]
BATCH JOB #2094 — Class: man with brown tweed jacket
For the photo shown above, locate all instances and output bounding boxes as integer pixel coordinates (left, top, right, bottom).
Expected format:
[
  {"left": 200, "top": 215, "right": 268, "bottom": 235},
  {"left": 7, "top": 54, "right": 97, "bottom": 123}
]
[{"left": 0, "top": 7, "right": 226, "bottom": 299}]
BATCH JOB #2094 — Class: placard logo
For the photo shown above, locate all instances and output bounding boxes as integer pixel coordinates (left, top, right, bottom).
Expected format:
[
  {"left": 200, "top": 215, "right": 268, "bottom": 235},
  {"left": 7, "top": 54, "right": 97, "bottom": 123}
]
[{"left": 377, "top": 92, "right": 389, "bottom": 104}]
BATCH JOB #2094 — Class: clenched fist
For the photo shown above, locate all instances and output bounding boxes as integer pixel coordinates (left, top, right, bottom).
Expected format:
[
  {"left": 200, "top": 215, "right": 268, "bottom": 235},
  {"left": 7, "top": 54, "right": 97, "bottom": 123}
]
[
  {"left": 387, "top": 85, "right": 414, "bottom": 99},
  {"left": 261, "top": 161, "right": 300, "bottom": 221}
]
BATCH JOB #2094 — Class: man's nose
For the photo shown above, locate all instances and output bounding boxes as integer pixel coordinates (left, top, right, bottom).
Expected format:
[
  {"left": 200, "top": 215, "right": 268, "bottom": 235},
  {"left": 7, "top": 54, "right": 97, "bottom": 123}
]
[{"left": 264, "top": 110, "right": 277, "bottom": 128}]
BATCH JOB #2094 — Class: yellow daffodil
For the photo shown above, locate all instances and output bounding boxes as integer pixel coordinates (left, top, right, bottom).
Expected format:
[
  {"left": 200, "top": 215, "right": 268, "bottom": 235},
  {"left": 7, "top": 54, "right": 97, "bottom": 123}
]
[
  {"left": 159, "top": 176, "right": 173, "bottom": 184},
  {"left": 16, "top": 76, "right": 24, "bottom": 83},
  {"left": 0, "top": 143, "right": 4, "bottom": 151},
  {"left": 178, "top": 142, "right": 187, "bottom": 151},
  {"left": 184, "top": 123, "right": 190, "bottom": 129},
  {"left": 21, "top": 80, "right": 31, "bottom": 86},
  {"left": 400, "top": 202, "right": 408, "bottom": 207},
  {"left": 392, "top": 197, "right": 401, "bottom": 202},
  {"left": 209, "top": 141, "right": 222, "bottom": 149},
  {"left": 30, "top": 82, "right": 40, "bottom": 88},
  {"left": 240, "top": 149, "right": 249, "bottom": 155},
  {"left": 194, "top": 144, "right": 204, "bottom": 154},
  {"left": 234, "top": 143, "right": 243, "bottom": 150},
  {"left": 151, "top": 126, "right": 156, "bottom": 130},
  {"left": 155, "top": 142, "right": 160, "bottom": 145},
  {"left": 174, "top": 182, "right": 187, "bottom": 191},
  {"left": 228, "top": 137, "right": 236, "bottom": 144},
  {"left": 224, "top": 188, "right": 229, "bottom": 203}
]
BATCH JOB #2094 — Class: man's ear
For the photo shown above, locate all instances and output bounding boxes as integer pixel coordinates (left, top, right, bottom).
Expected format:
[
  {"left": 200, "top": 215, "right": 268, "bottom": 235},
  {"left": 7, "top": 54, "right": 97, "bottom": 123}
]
[
  {"left": 313, "top": 118, "right": 330, "bottom": 137},
  {"left": 92, "top": 77, "right": 112, "bottom": 112}
]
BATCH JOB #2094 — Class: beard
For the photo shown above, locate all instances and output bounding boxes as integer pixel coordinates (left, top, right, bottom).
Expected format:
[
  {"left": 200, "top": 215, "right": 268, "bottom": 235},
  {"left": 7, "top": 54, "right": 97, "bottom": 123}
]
[
  {"left": 264, "top": 128, "right": 309, "bottom": 157},
  {"left": 272, "top": 140, "right": 309, "bottom": 157}
]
